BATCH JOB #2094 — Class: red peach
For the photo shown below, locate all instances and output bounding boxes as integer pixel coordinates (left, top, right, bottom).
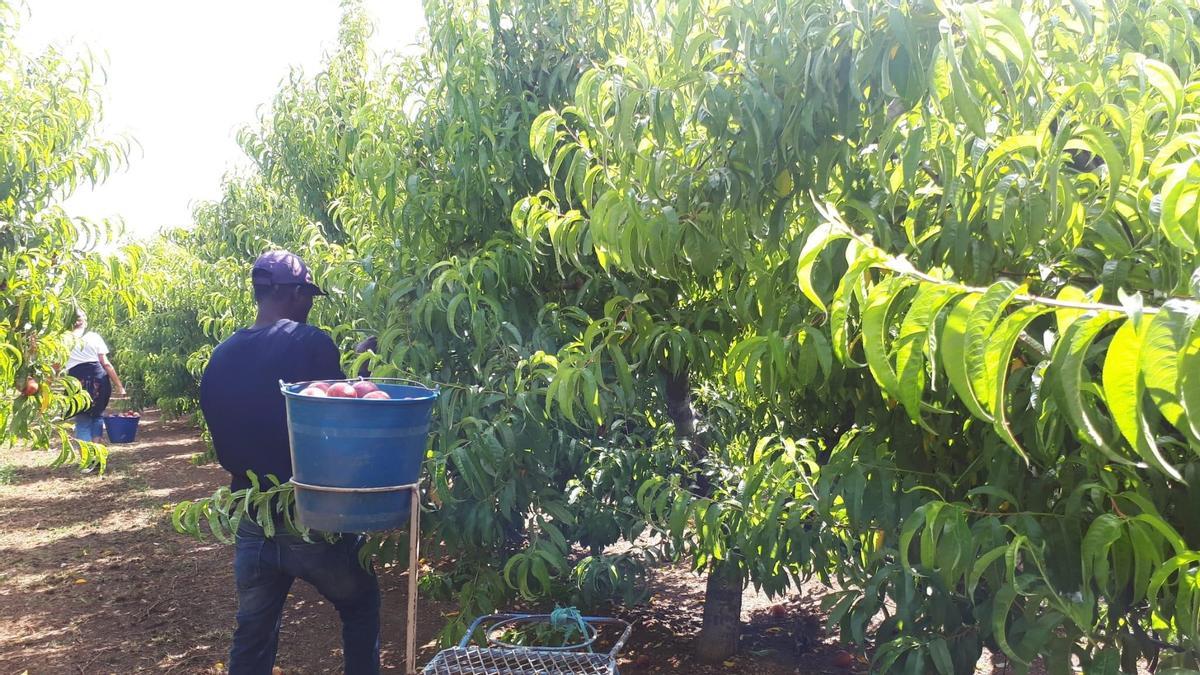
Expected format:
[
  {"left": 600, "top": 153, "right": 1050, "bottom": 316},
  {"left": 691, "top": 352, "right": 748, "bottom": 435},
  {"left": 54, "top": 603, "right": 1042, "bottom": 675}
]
[
  {"left": 326, "top": 382, "right": 358, "bottom": 398},
  {"left": 831, "top": 650, "right": 854, "bottom": 669},
  {"left": 352, "top": 380, "right": 380, "bottom": 397}
]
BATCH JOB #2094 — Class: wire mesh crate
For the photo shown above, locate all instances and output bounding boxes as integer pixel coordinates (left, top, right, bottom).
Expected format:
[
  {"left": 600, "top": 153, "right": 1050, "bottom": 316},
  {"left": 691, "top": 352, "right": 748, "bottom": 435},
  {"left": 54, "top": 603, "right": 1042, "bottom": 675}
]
[{"left": 423, "top": 614, "right": 632, "bottom": 675}]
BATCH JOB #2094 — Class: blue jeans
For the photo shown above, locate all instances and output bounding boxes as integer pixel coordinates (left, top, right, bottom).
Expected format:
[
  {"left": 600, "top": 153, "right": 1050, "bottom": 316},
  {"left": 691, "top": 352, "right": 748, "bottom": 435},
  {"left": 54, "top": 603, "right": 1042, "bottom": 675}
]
[
  {"left": 230, "top": 520, "right": 381, "bottom": 674},
  {"left": 74, "top": 414, "right": 104, "bottom": 442}
]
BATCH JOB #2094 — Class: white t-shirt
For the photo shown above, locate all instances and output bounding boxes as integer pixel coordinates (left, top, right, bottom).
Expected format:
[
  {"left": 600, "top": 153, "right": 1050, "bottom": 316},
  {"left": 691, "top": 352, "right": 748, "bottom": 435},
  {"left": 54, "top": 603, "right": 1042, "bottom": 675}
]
[{"left": 65, "top": 331, "right": 109, "bottom": 371}]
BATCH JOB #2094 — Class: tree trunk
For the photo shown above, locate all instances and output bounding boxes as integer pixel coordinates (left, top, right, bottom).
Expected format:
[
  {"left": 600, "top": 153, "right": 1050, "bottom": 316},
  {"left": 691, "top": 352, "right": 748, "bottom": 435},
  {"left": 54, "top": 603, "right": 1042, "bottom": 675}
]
[
  {"left": 663, "top": 367, "right": 697, "bottom": 440},
  {"left": 662, "top": 366, "right": 709, "bottom": 495},
  {"left": 662, "top": 365, "right": 741, "bottom": 661},
  {"left": 695, "top": 559, "right": 744, "bottom": 663}
]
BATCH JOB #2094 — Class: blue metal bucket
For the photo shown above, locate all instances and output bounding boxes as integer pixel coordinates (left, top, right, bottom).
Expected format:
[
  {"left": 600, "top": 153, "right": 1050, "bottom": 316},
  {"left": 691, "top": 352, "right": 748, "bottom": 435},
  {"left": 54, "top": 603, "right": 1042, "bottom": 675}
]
[{"left": 281, "top": 379, "right": 438, "bottom": 533}]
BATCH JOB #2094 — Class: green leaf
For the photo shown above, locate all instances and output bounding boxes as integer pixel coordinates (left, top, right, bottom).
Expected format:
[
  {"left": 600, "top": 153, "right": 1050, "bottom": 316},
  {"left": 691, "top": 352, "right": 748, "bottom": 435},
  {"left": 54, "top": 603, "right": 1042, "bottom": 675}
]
[
  {"left": 1051, "top": 311, "right": 1127, "bottom": 461},
  {"left": 1066, "top": 124, "right": 1125, "bottom": 217},
  {"left": 965, "top": 281, "right": 1021, "bottom": 414},
  {"left": 446, "top": 293, "right": 467, "bottom": 338},
  {"left": 1139, "top": 57, "right": 1184, "bottom": 132},
  {"left": 1148, "top": 553, "right": 1200, "bottom": 615},
  {"left": 940, "top": 294, "right": 991, "bottom": 421},
  {"left": 1082, "top": 513, "right": 1124, "bottom": 592},
  {"left": 929, "top": 637, "right": 954, "bottom": 675},
  {"left": 986, "top": 304, "right": 1052, "bottom": 459},
  {"left": 579, "top": 367, "right": 603, "bottom": 425},
  {"left": 895, "top": 284, "right": 962, "bottom": 420},
  {"left": 950, "top": 63, "right": 987, "bottom": 138},
  {"left": 1178, "top": 315, "right": 1200, "bottom": 443},
  {"left": 207, "top": 505, "right": 232, "bottom": 544},
  {"left": 899, "top": 502, "right": 939, "bottom": 574},
  {"left": 863, "top": 276, "right": 914, "bottom": 400},
  {"left": 1126, "top": 520, "right": 1162, "bottom": 604},
  {"left": 991, "top": 583, "right": 1025, "bottom": 665},
  {"left": 171, "top": 501, "right": 192, "bottom": 536},
  {"left": 668, "top": 493, "right": 690, "bottom": 542},
  {"left": 983, "top": 5, "right": 1032, "bottom": 70},
  {"left": 1104, "top": 317, "right": 1182, "bottom": 480},
  {"left": 796, "top": 220, "right": 855, "bottom": 311},
  {"left": 1156, "top": 160, "right": 1198, "bottom": 253},
  {"left": 609, "top": 344, "right": 635, "bottom": 402},
  {"left": 968, "top": 545, "right": 1008, "bottom": 597},
  {"left": 831, "top": 244, "right": 889, "bottom": 365},
  {"left": 1128, "top": 512, "right": 1185, "bottom": 555},
  {"left": 1054, "top": 285, "right": 1091, "bottom": 334},
  {"left": 1141, "top": 300, "right": 1200, "bottom": 438}
]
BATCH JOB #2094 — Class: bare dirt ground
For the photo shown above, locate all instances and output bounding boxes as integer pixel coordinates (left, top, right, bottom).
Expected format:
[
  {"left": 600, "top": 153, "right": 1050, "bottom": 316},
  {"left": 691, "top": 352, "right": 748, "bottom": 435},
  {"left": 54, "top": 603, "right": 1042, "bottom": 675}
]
[
  {"left": 0, "top": 412, "right": 452, "bottom": 674},
  {"left": 0, "top": 410, "right": 979, "bottom": 674}
]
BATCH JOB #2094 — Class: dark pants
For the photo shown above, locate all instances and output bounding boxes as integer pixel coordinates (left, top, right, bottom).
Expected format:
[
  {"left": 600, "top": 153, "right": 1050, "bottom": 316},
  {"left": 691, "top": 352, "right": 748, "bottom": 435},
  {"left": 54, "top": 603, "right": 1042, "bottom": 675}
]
[
  {"left": 68, "top": 362, "right": 111, "bottom": 441},
  {"left": 229, "top": 520, "right": 381, "bottom": 674}
]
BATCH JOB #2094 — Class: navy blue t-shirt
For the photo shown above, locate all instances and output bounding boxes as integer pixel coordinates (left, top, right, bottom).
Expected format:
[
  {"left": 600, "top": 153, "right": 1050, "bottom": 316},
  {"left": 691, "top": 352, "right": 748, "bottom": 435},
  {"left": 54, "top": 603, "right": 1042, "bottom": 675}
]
[{"left": 200, "top": 319, "right": 344, "bottom": 491}]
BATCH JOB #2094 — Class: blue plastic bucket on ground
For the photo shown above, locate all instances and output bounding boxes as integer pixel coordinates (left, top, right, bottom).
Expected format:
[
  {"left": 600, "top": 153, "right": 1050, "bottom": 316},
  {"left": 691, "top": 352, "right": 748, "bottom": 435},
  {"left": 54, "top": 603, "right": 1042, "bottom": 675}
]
[
  {"left": 103, "top": 415, "right": 140, "bottom": 443},
  {"left": 281, "top": 379, "right": 438, "bottom": 533}
]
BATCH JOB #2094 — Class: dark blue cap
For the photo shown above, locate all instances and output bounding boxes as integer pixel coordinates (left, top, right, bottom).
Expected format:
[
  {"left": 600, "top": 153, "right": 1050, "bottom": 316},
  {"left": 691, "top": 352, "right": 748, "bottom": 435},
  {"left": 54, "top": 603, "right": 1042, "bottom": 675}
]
[{"left": 251, "top": 250, "right": 326, "bottom": 296}]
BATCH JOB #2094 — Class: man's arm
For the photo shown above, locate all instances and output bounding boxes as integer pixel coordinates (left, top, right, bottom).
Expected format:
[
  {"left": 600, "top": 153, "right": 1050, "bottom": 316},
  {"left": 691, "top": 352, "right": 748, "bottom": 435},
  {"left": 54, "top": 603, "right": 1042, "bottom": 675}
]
[
  {"left": 91, "top": 333, "right": 126, "bottom": 396},
  {"left": 99, "top": 354, "right": 126, "bottom": 397},
  {"left": 306, "top": 330, "right": 346, "bottom": 382}
]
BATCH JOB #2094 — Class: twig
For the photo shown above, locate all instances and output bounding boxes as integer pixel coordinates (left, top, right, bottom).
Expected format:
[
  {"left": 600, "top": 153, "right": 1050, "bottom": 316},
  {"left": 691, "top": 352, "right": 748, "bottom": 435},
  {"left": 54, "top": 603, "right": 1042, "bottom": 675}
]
[
  {"left": 162, "top": 649, "right": 209, "bottom": 674},
  {"left": 833, "top": 222, "right": 1172, "bottom": 316},
  {"left": 135, "top": 598, "right": 166, "bottom": 623},
  {"left": 897, "top": 262, "right": 1157, "bottom": 315},
  {"left": 136, "top": 559, "right": 186, "bottom": 623},
  {"left": 78, "top": 645, "right": 118, "bottom": 673}
]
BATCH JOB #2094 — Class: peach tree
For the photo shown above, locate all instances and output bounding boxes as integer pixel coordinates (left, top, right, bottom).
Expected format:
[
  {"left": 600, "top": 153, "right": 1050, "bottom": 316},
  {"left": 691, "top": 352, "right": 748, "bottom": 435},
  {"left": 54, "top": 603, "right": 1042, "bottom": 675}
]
[
  {"left": 523, "top": 0, "right": 1200, "bottom": 670},
  {"left": 0, "top": 0, "right": 141, "bottom": 468}
]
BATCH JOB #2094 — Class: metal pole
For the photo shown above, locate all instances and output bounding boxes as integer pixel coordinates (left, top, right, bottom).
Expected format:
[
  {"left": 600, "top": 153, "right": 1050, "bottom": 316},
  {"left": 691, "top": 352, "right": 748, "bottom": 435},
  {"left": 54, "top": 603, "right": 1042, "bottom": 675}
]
[{"left": 406, "top": 486, "right": 420, "bottom": 675}]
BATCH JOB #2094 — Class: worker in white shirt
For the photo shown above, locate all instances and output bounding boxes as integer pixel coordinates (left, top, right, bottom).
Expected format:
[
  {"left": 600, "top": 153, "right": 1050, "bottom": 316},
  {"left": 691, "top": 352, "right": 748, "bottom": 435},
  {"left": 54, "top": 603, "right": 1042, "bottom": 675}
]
[{"left": 65, "top": 310, "right": 126, "bottom": 443}]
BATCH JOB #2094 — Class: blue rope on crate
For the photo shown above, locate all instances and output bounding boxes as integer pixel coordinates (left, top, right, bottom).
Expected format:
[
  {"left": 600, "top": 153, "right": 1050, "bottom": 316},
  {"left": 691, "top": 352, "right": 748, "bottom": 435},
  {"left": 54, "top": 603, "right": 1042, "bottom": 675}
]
[{"left": 422, "top": 614, "right": 633, "bottom": 675}]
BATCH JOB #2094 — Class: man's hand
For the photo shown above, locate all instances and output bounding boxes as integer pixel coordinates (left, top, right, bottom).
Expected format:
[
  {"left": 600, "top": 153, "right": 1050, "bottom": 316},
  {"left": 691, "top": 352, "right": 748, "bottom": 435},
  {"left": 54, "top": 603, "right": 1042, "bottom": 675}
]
[
  {"left": 354, "top": 336, "right": 378, "bottom": 354},
  {"left": 354, "top": 336, "right": 378, "bottom": 379},
  {"left": 115, "top": 386, "right": 128, "bottom": 397}
]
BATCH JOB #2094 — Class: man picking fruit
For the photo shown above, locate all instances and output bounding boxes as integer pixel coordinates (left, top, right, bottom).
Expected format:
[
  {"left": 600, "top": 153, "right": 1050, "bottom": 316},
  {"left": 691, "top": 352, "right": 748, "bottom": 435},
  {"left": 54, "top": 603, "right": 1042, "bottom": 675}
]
[{"left": 200, "top": 250, "right": 381, "bottom": 675}]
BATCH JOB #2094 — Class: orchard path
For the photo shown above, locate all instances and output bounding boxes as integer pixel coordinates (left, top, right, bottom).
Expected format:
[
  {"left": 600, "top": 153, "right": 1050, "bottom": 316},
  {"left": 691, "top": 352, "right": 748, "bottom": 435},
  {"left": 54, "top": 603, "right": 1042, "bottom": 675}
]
[
  {"left": 0, "top": 411, "right": 453, "bottom": 673},
  {"left": 0, "top": 410, "right": 1018, "bottom": 674}
]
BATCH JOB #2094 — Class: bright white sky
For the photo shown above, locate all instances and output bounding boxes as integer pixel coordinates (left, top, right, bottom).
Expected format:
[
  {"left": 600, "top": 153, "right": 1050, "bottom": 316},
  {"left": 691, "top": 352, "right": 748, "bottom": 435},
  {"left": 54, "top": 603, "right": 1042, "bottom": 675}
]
[{"left": 15, "top": 1, "right": 425, "bottom": 240}]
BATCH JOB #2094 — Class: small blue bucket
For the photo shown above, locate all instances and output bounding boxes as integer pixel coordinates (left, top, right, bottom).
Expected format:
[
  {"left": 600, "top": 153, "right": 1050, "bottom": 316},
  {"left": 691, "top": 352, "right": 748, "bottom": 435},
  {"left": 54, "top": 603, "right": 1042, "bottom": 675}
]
[
  {"left": 103, "top": 415, "right": 140, "bottom": 443},
  {"left": 281, "top": 379, "right": 438, "bottom": 533}
]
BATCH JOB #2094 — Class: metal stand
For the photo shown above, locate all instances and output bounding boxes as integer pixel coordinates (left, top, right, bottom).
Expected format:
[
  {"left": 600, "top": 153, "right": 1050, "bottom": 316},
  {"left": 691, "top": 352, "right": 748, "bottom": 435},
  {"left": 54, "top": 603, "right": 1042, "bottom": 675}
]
[
  {"left": 406, "top": 484, "right": 420, "bottom": 675},
  {"left": 290, "top": 479, "right": 423, "bottom": 674},
  {"left": 295, "top": 481, "right": 635, "bottom": 674}
]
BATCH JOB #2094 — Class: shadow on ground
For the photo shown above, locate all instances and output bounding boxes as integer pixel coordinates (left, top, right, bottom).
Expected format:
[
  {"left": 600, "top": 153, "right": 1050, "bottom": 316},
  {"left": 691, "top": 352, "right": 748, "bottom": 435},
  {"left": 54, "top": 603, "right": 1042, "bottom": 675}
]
[{"left": 0, "top": 410, "right": 448, "bottom": 674}]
